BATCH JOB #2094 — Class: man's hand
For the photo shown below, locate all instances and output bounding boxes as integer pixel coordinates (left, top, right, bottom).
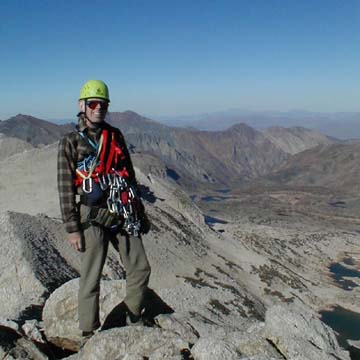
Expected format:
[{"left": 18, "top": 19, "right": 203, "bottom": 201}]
[
  {"left": 140, "top": 213, "right": 151, "bottom": 234},
  {"left": 68, "top": 231, "right": 83, "bottom": 252}
]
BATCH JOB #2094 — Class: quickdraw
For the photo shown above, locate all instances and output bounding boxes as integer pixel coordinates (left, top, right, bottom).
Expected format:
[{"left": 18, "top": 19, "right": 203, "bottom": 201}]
[{"left": 106, "top": 170, "right": 141, "bottom": 236}]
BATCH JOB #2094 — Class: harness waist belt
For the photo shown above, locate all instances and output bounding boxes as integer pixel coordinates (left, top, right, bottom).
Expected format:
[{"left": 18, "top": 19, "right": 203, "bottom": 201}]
[{"left": 79, "top": 194, "right": 108, "bottom": 208}]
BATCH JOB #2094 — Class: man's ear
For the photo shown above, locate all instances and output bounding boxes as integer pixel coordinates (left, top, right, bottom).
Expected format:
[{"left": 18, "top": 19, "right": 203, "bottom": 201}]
[{"left": 79, "top": 100, "right": 85, "bottom": 112}]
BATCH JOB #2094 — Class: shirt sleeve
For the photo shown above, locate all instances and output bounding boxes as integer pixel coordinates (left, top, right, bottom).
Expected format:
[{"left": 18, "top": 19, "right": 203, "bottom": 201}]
[{"left": 57, "top": 135, "right": 80, "bottom": 233}]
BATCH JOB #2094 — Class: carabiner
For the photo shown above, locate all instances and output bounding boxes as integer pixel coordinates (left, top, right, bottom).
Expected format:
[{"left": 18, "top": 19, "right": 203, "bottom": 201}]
[
  {"left": 82, "top": 178, "right": 93, "bottom": 194},
  {"left": 107, "top": 197, "right": 116, "bottom": 213},
  {"left": 97, "top": 173, "right": 108, "bottom": 191},
  {"left": 107, "top": 173, "right": 113, "bottom": 187}
]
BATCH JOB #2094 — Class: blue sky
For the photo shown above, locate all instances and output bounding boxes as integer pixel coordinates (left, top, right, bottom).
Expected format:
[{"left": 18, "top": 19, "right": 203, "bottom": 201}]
[{"left": 1, "top": 0, "right": 359, "bottom": 119}]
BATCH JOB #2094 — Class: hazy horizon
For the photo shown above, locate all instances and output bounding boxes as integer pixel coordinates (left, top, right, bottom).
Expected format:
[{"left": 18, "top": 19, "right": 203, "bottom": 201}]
[{"left": 2, "top": 108, "right": 360, "bottom": 140}]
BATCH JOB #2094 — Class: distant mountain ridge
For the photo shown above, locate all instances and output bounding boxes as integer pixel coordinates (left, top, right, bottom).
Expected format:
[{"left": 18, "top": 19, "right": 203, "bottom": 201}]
[
  {"left": 263, "top": 126, "right": 335, "bottom": 155},
  {"left": 1, "top": 111, "right": 337, "bottom": 187},
  {"left": 265, "top": 142, "right": 360, "bottom": 194},
  {"left": 157, "top": 109, "right": 360, "bottom": 139},
  {"left": 108, "top": 113, "right": 289, "bottom": 185},
  {"left": 0, "top": 114, "right": 74, "bottom": 146}
]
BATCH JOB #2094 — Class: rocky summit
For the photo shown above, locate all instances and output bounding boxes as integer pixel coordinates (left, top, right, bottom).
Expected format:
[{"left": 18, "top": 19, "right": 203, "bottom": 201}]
[{"left": 0, "top": 114, "right": 359, "bottom": 359}]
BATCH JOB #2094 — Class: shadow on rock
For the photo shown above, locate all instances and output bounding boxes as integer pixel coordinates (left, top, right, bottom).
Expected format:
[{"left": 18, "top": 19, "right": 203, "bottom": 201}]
[
  {"left": 101, "top": 288, "right": 174, "bottom": 331},
  {"left": 138, "top": 184, "right": 158, "bottom": 203},
  {"left": 17, "top": 305, "right": 44, "bottom": 324}
]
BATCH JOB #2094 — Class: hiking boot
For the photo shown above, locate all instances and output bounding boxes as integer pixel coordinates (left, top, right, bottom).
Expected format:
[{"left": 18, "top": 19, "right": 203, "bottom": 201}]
[{"left": 80, "top": 331, "right": 94, "bottom": 348}]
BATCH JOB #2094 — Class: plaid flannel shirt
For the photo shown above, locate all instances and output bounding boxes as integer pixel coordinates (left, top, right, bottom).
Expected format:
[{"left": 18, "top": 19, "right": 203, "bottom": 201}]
[{"left": 57, "top": 120, "right": 137, "bottom": 233}]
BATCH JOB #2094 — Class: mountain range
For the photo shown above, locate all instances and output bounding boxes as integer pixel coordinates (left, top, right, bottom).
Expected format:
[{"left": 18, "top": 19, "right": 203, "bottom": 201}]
[
  {"left": 265, "top": 142, "right": 360, "bottom": 195},
  {"left": 0, "top": 111, "right": 341, "bottom": 189},
  {"left": 156, "top": 109, "right": 360, "bottom": 139},
  {"left": 0, "top": 114, "right": 74, "bottom": 146}
]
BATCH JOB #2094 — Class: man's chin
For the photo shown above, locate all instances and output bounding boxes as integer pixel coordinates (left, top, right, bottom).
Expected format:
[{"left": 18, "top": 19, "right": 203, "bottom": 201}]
[{"left": 91, "top": 117, "right": 106, "bottom": 124}]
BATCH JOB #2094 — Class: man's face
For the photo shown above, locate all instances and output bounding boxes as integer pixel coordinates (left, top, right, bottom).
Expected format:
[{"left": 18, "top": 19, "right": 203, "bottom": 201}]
[{"left": 80, "top": 98, "right": 109, "bottom": 126}]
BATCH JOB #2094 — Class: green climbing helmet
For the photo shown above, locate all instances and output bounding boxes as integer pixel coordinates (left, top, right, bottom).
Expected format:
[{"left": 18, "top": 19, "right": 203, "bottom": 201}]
[{"left": 79, "top": 80, "right": 110, "bottom": 102}]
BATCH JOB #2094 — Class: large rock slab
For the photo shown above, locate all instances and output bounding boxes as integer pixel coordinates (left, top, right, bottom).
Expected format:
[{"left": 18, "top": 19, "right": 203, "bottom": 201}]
[
  {"left": 188, "top": 318, "right": 282, "bottom": 359},
  {"left": 225, "top": 320, "right": 282, "bottom": 359},
  {"left": 75, "top": 327, "right": 189, "bottom": 360},
  {"left": 0, "top": 212, "right": 78, "bottom": 320},
  {"left": 154, "top": 313, "right": 199, "bottom": 345},
  {"left": 0, "top": 133, "right": 34, "bottom": 159},
  {"left": 191, "top": 337, "right": 240, "bottom": 360},
  {"left": 42, "top": 278, "right": 126, "bottom": 351},
  {"left": 264, "top": 303, "right": 350, "bottom": 360},
  {"left": 348, "top": 339, "right": 360, "bottom": 349}
]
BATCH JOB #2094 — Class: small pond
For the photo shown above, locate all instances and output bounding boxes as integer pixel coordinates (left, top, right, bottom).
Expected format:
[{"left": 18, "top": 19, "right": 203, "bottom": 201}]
[
  {"left": 204, "top": 215, "right": 228, "bottom": 225},
  {"left": 320, "top": 306, "right": 360, "bottom": 359},
  {"left": 201, "top": 195, "right": 229, "bottom": 202},
  {"left": 329, "top": 262, "right": 360, "bottom": 291},
  {"left": 329, "top": 201, "right": 347, "bottom": 208},
  {"left": 322, "top": 255, "right": 360, "bottom": 359},
  {"left": 215, "top": 188, "right": 231, "bottom": 194}
]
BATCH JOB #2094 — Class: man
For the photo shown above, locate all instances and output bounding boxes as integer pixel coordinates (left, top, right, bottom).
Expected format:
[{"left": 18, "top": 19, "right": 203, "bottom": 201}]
[{"left": 57, "top": 80, "right": 151, "bottom": 338}]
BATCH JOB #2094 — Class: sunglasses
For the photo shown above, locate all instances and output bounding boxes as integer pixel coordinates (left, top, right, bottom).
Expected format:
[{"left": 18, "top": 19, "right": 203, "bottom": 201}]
[{"left": 85, "top": 100, "right": 109, "bottom": 110}]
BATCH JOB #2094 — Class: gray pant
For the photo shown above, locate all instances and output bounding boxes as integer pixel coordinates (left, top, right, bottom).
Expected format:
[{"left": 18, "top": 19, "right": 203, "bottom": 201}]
[{"left": 78, "top": 205, "right": 151, "bottom": 331}]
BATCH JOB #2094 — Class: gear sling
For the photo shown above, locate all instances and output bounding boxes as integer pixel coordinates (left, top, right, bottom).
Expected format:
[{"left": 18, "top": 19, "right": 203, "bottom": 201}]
[{"left": 75, "top": 129, "right": 142, "bottom": 236}]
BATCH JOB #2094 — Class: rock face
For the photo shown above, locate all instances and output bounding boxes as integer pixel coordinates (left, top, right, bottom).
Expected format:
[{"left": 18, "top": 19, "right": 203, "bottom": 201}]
[
  {"left": 266, "top": 142, "right": 360, "bottom": 194},
  {"left": 263, "top": 126, "right": 335, "bottom": 155},
  {"left": 73, "top": 327, "right": 189, "bottom": 360},
  {"left": 264, "top": 304, "right": 350, "bottom": 360},
  {"left": 3, "top": 338, "right": 49, "bottom": 360},
  {"left": 55, "top": 301, "right": 349, "bottom": 360},
  {"left": 42, "top": 279, "right": 127, "bottom": 350},
  {"left": 154, "top": 313, "right": 199, "bottom": 345},
  {"left": 0, "top": 212, "right": 78, "bottom": 320},
  {"left": 0, "top": 133, "right": 34, "bottom": 159},
  {"left": 191, "top": 337, "right": 240, "bottom": 360}
]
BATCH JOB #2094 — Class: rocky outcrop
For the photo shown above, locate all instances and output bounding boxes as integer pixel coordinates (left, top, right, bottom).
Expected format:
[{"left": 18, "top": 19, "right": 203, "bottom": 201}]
[
  {"left": 0, "top": 133, "right": 34, "bottom": 159},
  {"left": 0, "top": 320, "right": 49, "bottom": 360},
  {"left": 154, "top": 313, "right": 199, "bottom": 345},
  {"left": 348, "top": 339, "right": 360, "bottom": 350},
  {"left": 191, "top": 337, "right": 240, "bottom": 359},
  {"left": 189, "top": 303, "right": 351, "bottom": 359},
  {"left": 264, "top": 303, "right": 350, "bottom": 360},
  {"left": 22, "top": 320, "right": 46, "bottom": 344},
  {"left": 42, "top": 279, "right": 127, "bottom": 351},
  {"left": 40, "top": 285, "right": 348, "bottom": 360},
  {"left": 3, "top": 338, "right": 49, "bottom": 360},
  {"left": 0, "top": 212, "right": 78, "bottom": 320},
  {"left": 69, "top": 327, "right": 190, "bottom": 360},
  {"left": 347, "top": 339, "right": 360, "bottom": 359}
]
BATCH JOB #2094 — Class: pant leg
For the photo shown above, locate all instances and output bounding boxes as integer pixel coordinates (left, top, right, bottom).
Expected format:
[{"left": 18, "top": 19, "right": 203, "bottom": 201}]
[
  {"left": 116, "top": 233, "right": 151, "bottom": 316},
  {"left": 78, "top": 217, "right": 109, "bottom": 331}
]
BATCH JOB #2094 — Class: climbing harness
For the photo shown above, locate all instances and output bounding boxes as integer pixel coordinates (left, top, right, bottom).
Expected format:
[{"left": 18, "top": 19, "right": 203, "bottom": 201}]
[{"left": 75, "top": 129, "right": 142, "bottom": 236}]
